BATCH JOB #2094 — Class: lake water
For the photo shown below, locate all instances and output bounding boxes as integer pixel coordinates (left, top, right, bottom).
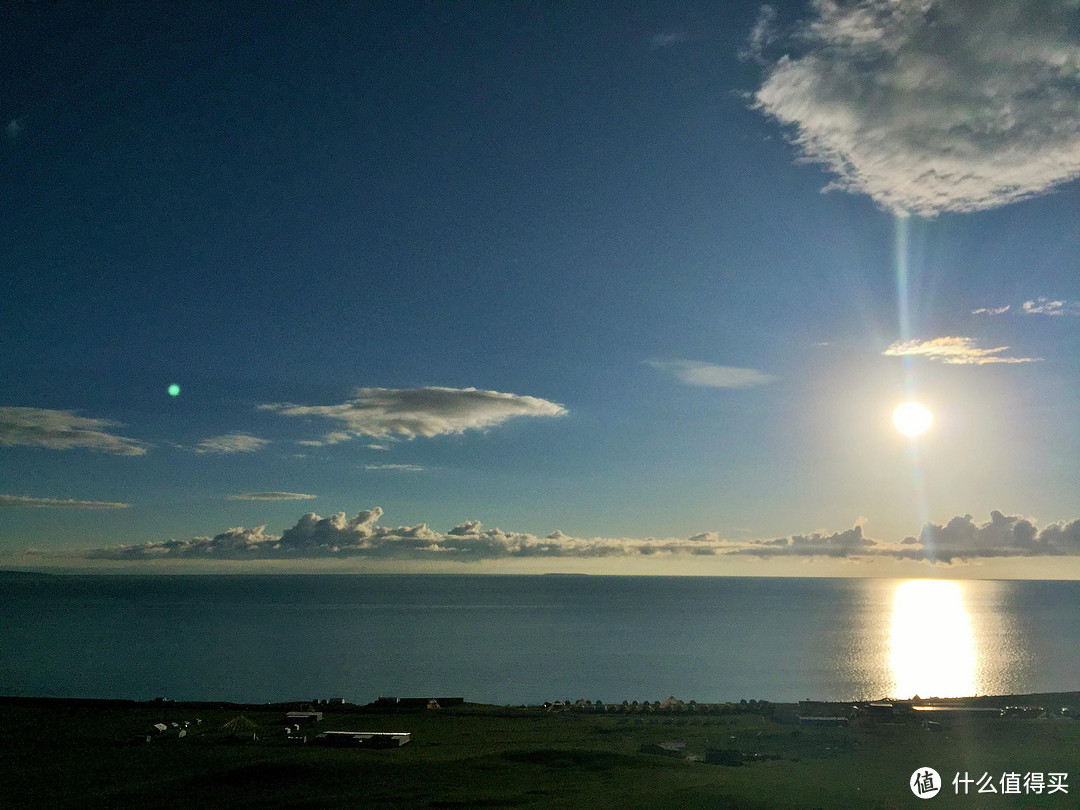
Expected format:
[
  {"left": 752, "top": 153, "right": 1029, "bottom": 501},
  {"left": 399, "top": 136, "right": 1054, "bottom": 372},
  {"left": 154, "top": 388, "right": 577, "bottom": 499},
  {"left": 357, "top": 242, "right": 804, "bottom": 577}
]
[{"left": 2, "top": 574, "right": 1078, "bottom": 704}]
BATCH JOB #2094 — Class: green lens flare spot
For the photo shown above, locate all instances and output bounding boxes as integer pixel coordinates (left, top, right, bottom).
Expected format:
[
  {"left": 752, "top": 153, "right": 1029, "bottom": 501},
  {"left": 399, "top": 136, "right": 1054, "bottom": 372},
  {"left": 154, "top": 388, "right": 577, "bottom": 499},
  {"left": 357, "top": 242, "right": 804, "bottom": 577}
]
[{"left": 168, "top": 384, "right": 181, "bottom": 397}]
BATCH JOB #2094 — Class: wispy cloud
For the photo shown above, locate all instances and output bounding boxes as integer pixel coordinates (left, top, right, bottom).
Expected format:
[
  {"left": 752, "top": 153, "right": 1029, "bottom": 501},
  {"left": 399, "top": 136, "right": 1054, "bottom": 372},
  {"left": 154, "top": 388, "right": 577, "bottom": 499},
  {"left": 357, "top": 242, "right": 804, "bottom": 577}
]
[
  {"left": 883, "top": 337, "right": 1042, "bottom": 365},
  {"left": 6, "top": 116, "right": 26, "bottom": 143},
  {"left": 972, "top": 298, "right": 1080, "bottom": 316},
  {"left": 78, "top": 508, "right": 1080, "bottom": 564},
  {"left": 0, "top": 494, "right": 130, "bottom": 510},
  {"left": 364, "top": 464, "right": 425, "bottom": 472},
  {"left": 0, "top": 407, "right": 148, "bottom": 456},
  {"left": 752, "top": 0, "right": 1080, "bottom": 215},
  {"left": 228, "top": 492, "right": 317, "bottom": 502},
  {"left": 194, "top": 434, "right": 270, "bottom": 454},
  {"left": 260, "top": 387, "right": 566, "bottom": 444},
  {"left": 649, "top": 31, "right": 690, "bottom": 50},
  {"left": 742, "top": 5, "right": 777, "bottom": 61},
  {"left": 1022, "top": 297, "right": 1080, "bottom": 316},
  {"left": 646, "top": 360, "right": 778, "bottom": 389}
]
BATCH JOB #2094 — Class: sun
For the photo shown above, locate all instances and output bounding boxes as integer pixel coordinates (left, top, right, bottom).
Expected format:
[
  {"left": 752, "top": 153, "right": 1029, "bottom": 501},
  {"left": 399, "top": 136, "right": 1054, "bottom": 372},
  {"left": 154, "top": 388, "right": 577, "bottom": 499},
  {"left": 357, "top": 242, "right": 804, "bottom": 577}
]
[{"left": 893, "top": 402, "right": 933, "bottom": 436}]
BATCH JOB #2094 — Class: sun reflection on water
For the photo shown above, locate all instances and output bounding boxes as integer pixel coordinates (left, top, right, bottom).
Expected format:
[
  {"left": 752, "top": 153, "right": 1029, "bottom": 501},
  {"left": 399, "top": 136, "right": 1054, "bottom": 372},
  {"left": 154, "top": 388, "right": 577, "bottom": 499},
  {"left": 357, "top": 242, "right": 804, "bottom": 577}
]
[{"left": 890, "top": 580, "right": 976, "bottom": 698}]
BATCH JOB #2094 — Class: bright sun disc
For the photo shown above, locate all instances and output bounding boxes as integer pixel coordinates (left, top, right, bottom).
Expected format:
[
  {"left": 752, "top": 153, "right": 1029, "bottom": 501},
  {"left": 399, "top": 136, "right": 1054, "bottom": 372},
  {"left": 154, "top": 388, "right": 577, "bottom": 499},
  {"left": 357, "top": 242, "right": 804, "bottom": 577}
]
[{"left": 893, "top": 402, "right": 933, "bottom": 436}]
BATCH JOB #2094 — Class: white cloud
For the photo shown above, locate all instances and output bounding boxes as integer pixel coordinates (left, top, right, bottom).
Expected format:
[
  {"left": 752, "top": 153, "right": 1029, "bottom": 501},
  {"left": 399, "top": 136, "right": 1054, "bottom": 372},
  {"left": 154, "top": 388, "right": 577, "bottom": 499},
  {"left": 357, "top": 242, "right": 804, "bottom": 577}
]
[
  {"left": 78, "top": 508, "right": 1080, "bottom": 564},
  {"left": 0, "top": 494, "right": 130, "bottom": 510},
  {"left": 883, "top": 336, "right": 1042, "bottom": 364},
  {"left": 260, "top": 387, "right": 566, "bottom": 443},
  {"left": 364, "top": 464, "right": 425, "bottom": 472},
  {"left": 737, "top": 525, "right": 875, "bottom": 558},
  {"left": 74, "top": 510, "right": 880, "bottom": 561},
  {"left": 0, "top": 407, "right": 148, "bottom": 456},
  {"left": 1022, "top": 297, "right": 1080, "bottom": 316},
  {"left": 228, "top": 492, "right": 317, "bottom": 501},
  {"left": 972, "top": 298, "right": 1080, "bottom": 316},
  {"left": 74, "top": 507, "right": 1080, "bottom": 564},
  {"left": 752, "top": 0, "right": 1080, "bottom": 215},
  {"left": 194, "top": 434, "right": 270, "bottom": 454},
  {"left": 647, "top": 360, "right": 778, "bottom": 388}
]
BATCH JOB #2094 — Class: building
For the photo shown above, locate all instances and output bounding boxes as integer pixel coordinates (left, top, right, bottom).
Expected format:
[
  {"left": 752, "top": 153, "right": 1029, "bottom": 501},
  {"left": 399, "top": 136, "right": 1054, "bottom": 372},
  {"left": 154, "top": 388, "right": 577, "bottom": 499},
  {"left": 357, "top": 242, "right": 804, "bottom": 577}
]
[
  {"left": 314, "top": 731, "right": 411, "bottom": 748},
  {"left": 285, "top": 711, "right": 323, "bottom": 724}
]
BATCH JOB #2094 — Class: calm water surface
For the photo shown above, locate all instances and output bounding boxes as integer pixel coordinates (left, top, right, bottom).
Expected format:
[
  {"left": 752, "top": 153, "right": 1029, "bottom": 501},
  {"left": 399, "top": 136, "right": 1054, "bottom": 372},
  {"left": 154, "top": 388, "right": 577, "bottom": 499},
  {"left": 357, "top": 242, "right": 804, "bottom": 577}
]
[{"left": 1, "top": 574, "right": 1076, "bottom": 704}]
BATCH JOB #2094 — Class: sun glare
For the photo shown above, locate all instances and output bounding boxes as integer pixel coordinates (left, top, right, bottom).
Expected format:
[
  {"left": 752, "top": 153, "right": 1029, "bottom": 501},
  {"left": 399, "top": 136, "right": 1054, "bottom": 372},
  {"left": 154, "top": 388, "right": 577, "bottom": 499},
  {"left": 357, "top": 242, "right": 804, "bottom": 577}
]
[
  {"left": 890, "top": 580, "right": 976, "bottom": 699},
  {"left": 893, "top": 402, "right": 932, "bottom": 436}
]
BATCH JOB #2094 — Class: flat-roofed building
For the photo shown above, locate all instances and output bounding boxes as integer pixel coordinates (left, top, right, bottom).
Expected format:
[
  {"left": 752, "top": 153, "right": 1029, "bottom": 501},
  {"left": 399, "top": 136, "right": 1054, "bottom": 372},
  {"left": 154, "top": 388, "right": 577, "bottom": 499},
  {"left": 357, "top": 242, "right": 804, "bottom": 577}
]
[
  {"left": 314, "top": 731, "right": 411, "bottom": 748},
  {"left": 285, "top": 711, "right": 323, "bottom": 724}
]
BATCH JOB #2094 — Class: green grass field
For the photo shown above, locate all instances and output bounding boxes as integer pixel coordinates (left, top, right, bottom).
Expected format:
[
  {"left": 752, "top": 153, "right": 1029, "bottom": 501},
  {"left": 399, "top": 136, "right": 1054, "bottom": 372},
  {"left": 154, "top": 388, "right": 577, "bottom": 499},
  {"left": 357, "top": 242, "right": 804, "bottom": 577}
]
[{"left": 3, "top": 695, "right": 1080, "bottom": 808}]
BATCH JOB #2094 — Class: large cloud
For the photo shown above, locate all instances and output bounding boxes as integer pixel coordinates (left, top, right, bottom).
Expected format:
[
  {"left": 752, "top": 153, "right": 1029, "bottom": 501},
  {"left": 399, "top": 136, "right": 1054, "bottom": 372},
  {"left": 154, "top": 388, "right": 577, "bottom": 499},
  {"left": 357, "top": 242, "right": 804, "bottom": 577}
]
[
  {"left": 752, "top": 0, "right": 1080, "bottom": 215},
  {"left": 0, "top": 407, "right": 148, "bottom": 456},
  {"left": 260, "top": 387, "right": 566, "bottom": 444},
  {"left": 915, "top": 511, "right": 1080, "bottom": 562}
]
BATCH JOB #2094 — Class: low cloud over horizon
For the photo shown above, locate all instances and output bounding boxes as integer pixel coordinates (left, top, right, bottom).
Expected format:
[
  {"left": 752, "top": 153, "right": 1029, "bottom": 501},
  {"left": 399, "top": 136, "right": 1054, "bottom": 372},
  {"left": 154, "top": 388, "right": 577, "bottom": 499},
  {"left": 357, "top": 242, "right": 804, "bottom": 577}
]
[
  {"left": 260, "top": 386, "right": 566, "bottom": 445},
  {"left": 751, "top": 0, "right": 1080, "bottom": 215},
  {"left": 77, "top": 508, "right": 1080, "bottom": 565}
]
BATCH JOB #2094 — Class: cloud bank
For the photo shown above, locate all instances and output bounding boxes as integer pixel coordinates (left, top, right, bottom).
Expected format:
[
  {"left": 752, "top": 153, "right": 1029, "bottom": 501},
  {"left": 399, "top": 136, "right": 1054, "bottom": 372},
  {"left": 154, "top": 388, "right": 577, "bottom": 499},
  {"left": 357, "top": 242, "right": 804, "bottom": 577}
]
[
  {"left": 916, "top": 511, "right": 1080, "bottom": 562},
  {"left": 0, "top": 407, "right": 148, "bottom": 456},
  {"left": 260, "top": 387, "right": 566, "bottom": 445},
  {"left": 83, "top": 509, "right": 1080, "bottom": 565},
  {"left": 647, "top": 360, "right": 778, "bottom": 389},
  {"left": 0, "top": 494, "right": 130, "bottom": 510},
  {"left": 752, "top": 0, "right": 1080, "bottom": 215},
  {"left": 884, "top": 337, "right": 1042, "bottom": 365}
]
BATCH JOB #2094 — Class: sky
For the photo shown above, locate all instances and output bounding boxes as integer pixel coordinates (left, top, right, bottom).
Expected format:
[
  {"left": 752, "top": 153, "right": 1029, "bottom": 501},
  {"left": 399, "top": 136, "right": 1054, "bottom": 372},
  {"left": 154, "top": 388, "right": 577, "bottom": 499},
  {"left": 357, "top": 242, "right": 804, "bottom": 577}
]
[{"left": 3, "top": 0, "right": 1080, "bottom": 577}]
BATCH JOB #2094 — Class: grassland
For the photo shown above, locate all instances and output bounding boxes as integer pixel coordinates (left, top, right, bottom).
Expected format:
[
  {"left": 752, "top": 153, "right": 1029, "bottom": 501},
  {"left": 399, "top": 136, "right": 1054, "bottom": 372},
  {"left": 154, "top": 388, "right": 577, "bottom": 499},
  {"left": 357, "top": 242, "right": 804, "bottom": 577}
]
[{"left": 2, "top": 694, "right": 1080, "bottom": 808}]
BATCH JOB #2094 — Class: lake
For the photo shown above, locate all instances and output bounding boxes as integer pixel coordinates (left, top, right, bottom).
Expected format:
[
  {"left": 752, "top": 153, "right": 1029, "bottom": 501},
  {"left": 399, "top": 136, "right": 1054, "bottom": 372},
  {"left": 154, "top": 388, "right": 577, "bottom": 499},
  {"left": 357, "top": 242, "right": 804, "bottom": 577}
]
[{"left": 2, "top": 574, "right": 1077, "bottom": 704}]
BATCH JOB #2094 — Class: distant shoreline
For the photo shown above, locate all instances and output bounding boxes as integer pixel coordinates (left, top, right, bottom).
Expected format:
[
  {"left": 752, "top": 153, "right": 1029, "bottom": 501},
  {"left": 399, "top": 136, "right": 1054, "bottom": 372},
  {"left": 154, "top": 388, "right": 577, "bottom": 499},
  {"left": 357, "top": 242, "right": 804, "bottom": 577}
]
[{"left": 3, "top": 691, "right": 1077, "bottom": 712}]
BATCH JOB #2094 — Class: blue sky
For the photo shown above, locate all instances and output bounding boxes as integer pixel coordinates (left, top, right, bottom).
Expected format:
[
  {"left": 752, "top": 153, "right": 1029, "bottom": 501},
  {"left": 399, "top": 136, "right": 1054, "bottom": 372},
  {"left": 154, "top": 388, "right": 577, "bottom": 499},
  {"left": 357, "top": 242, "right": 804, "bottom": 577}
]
[{"left": 4, "top": 0, "right": 1080, "bottom": 576}]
